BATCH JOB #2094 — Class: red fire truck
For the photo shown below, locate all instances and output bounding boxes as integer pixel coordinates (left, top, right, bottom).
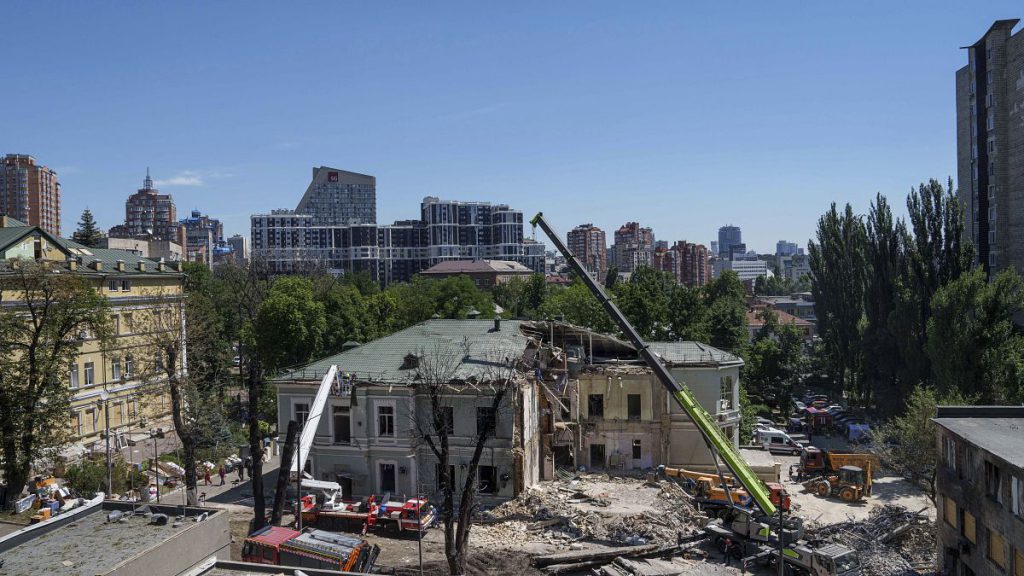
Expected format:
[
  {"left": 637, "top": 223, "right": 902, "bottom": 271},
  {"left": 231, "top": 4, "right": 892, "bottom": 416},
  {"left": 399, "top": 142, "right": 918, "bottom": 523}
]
[
  {"left": 300, "top": 488, "right": 437, "bottom": 535},
  {"left": 242, "top": 525, "right": 380, "bottom": 572}
]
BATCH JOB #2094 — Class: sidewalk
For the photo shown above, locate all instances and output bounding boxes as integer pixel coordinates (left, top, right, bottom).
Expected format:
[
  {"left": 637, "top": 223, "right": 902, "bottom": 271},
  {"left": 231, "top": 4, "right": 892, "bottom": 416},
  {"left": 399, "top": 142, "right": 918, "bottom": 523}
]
[{"left": 156, "top": 453, "right": 283, "bottom": 508}]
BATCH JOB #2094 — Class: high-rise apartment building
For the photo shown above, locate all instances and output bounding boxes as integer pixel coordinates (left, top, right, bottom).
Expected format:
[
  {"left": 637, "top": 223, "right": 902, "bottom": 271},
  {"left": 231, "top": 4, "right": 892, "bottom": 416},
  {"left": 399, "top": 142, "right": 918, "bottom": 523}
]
[
  {"left": 251, "top": 168, "right": 542, "bottom": 284},
  {"left": 717, "top": 225, "right": 742, "bottom": 257},
  {"left": 957, "top": 19, "right": 1024, "bottom": 277},
  {"left": 653, "top": 241, "right": 711, "bottom": 287},
  {"left": 776, "top": 240, "right": 800, "bottom": 257},
  {"left": 611, "top": 222, "right": 654, "bottom": 273},
  {"left": 295, "top": 167, "right": 376, "bottom": 225},
  {"left": 226, "top": 234, "right": 248, "bottom": 265},
  {"left": 109, "top": 171, "right": 184, "bottom": 245},
  {"left": 180, "top": 209, "right": 224, "bottom": 267},
  {"left": 0, "top": 154, "right": 61, "bottom": 236},
  {"left": 567, "top": 223, "right": 608, "bottom": 276}
]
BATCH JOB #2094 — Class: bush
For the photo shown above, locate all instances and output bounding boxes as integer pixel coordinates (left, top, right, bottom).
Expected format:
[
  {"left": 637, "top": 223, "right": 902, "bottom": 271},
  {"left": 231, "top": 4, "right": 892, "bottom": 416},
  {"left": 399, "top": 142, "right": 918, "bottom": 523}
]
[{"left": 64, "top": 457, "right": 147, "bottom": 497}]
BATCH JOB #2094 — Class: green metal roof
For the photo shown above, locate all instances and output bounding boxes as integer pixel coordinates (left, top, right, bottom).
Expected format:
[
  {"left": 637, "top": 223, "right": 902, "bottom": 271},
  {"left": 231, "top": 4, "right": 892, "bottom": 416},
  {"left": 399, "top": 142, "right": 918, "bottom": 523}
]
[
  {"left": 647, "top": 341, "right": 743, "bottom": 367},
  {"left": 275, "top": 319, "right": 529, "bottom": 384},
  {"left": 0, "top": 228, "right": 181, "bottom": 276}
]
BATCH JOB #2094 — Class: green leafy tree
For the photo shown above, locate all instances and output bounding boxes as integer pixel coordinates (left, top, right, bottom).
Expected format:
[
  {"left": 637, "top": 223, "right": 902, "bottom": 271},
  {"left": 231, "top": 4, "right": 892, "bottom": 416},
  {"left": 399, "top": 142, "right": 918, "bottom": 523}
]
[
  {"left": 701, "top": 271, "right": 748, "bottom": 351},
  {"left": 0, "top": 263, "right": 111, "bottom": 509},
  {"left": 604, "top": 266, "right": 618, "bottom": 289},
  {"left": 927, "top": 269, "right": 1024, "bottom": 404},
  {"left": 808, "top": 203, "right": 867, "bottom": 405},
  {"left": 872, "top": 385, "right": 969, "bottom": 501},
  {"left": 743, "top": 308, "right": 804, "bottom": 409},
  {"left": 255, "top": 276, "right": 327, "bottom": 372},
  {"left": 71, "top": 209, "right": 103, "bottom": 247},
  {"left": 538, "top": 280, "right": 616, "bottom": 334},
  {"left": 615, "top": 266, "right": 673, "bottom": 340},
  {"left": 667, "top": 284, "right": 708, "bottom": 341},
  {"left": 317, "top": 280, "right": 377, "bottom": 354}
]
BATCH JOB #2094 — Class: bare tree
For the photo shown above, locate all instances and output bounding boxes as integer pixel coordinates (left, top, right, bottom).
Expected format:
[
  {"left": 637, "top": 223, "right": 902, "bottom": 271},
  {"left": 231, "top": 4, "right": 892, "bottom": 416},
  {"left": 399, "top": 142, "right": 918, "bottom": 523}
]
[
  {"left": 0, "top": 262, "right": 111, "bottom": 509},
  {"left": 218, "top": 258, "right": 273, "bottom": 529},
  {"left": 411, "top": 344, "right": 523, "bottom": 575},
  {"left": 133, "top": 287, "right": 229, "bottom": 505}
]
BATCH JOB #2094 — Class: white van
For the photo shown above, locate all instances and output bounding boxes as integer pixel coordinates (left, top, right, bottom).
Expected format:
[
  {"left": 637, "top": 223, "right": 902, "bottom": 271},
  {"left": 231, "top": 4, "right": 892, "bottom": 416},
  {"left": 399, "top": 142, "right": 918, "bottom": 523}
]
[{"left": 755, "top": 429, "right": 803, "bottom": 455}]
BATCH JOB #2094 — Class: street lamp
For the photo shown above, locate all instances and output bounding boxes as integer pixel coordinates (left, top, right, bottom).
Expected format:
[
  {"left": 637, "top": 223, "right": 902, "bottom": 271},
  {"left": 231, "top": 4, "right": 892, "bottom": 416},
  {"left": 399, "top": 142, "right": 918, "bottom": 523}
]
[
  {"left": 150, "top": 428, "right": 164, "bottom": 503},
  {"left": 97, "top": 390, "right": 112, "bottom": 497}
]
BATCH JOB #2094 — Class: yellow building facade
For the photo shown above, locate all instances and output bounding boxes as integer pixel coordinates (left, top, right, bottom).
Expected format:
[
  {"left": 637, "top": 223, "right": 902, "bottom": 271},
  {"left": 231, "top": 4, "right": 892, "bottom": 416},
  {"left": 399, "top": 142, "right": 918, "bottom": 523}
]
[{"left": 0, "top": 216, "right": 185, "bottom": 456}]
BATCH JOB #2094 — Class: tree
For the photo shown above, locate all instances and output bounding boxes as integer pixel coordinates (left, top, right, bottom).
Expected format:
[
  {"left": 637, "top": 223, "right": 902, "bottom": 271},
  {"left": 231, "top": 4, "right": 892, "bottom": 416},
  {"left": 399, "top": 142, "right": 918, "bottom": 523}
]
[
  {"left": 743, "top": 308, "right": 804, "bottom": 409},
  {"left": 701, "top": 271, "right": 747, "bottom": 352},
  {"left": 72, "top": 209, "right": 103, "bottom": 247},
  {"left": 411, "top": 345, "right": 520, "bottom": 575},
  {"left": 134, "top": 275, "right": 231, "bottom": 505},
  {"left": 218, "top": 260, "right": 274, "bottom": 529},
  {"left": 255, "top": 276, "right": 327, "bottom": 372},
  {"left": 615, "top": 266, "right": 673, "bottom": 340},
  {"left": 808, "top": 203, "right": 867, "bottom": 405},
  {"left": 872, "top": 385, "right": 968, "bottom": 501},
  {"left": 316, "top": 279, "right": 377, "bottom": 354},
  {"left": 0, "top": 263, "right": 111, "bottom": 509},
  {"left": 604, "top": 266, "right": 618, "bottom": 289},
  {"left": 538, "top": 280, "right": 616, "bottom": 334},
  {"left": 667, "top": 284, "right": 707, "bottom": 341},
  {"left": 927, "top": 269, "right": 1024, "bottom": 404}
]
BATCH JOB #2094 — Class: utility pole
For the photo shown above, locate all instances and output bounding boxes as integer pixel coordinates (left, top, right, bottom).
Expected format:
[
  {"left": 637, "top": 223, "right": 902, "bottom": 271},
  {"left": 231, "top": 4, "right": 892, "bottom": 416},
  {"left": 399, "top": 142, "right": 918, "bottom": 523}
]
[
  {"left": 99, "top": 391, "right": 112, "bottom": 497},
  {"left": 295, "top": 420, "right": 303, "bottom": 531},
  {"left": 777, "top": 504, "right": 785, "bottom": 576}
]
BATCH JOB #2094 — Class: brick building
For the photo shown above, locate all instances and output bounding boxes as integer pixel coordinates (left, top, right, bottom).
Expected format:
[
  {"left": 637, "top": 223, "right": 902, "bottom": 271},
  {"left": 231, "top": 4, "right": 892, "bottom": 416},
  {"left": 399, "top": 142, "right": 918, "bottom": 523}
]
[
  {"left": 0, "top": 154, "right": 61, "bottom": 236},
  {"left": 567, "top": 223, "right": 608, "bottom": 277}
]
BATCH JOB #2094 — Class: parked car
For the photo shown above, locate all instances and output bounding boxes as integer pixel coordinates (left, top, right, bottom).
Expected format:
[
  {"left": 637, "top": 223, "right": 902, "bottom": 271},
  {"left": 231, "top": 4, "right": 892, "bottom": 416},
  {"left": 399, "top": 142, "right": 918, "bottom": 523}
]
[
  {"left": 793, "top": 400, "right": 806, "bottom": 412},
  {"left": 233, "top": 356, "right": 241, "bottom": 366}
]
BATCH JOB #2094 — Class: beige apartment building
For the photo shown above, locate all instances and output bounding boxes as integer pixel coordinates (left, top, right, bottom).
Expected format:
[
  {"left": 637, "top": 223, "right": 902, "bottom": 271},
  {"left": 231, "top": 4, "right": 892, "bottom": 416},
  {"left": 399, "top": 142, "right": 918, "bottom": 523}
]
[{"left": 0, "top": 216, "right": 185, "bottom": 457}]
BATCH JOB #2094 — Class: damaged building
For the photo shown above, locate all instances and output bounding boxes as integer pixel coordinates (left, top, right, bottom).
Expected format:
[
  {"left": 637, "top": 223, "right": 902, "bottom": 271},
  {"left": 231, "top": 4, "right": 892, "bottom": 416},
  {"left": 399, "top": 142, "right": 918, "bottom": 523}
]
[
  {"left": 275, "top": 319, "right": 743, "bottom": 503},
  {"left": 523, "top": 322, "right": 742, "bottom": 479}
]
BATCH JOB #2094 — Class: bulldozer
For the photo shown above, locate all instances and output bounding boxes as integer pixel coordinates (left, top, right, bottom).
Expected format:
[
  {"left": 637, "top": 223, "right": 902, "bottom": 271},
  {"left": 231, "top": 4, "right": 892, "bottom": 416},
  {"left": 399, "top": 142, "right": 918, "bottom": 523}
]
[{"left": 801, "top": 465, "right": 868, "bottom": 502}]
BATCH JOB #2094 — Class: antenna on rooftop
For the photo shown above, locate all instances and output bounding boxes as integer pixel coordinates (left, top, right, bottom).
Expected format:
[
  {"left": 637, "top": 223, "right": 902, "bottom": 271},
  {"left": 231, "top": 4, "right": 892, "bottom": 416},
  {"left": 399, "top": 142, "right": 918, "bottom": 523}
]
[{"left": 144, "top": 167, "right": 153, "bottom": 190}]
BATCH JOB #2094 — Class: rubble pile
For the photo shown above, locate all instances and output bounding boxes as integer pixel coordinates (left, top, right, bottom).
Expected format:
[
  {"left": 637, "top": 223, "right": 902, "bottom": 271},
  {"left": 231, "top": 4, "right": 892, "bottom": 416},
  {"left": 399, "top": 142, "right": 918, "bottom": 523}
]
[
  {"left": 809, "top": 504, "right": 935, "bottom": 576},
  {"left": 474, "top": 474, "right": 703, "bottom": 549}
]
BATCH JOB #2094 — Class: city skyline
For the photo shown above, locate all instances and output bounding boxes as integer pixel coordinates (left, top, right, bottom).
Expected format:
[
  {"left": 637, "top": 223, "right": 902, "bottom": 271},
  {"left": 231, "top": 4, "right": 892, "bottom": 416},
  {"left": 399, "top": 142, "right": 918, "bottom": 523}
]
[{"left": 1, "top": 3, "right": 1020, "bottom": 254}]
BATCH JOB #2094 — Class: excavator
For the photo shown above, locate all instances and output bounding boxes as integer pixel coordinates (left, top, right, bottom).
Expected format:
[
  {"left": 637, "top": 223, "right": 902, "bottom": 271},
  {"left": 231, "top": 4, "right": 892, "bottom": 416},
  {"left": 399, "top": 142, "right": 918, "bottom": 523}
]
[{"left": 531, "top": 213, "right": 863, "bottom": 576}]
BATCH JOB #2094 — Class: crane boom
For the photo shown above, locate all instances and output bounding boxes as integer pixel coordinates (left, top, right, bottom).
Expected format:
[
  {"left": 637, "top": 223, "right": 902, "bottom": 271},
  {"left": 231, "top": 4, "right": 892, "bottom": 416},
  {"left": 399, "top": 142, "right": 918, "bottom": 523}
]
[{"left": 530, "top": 212, "right": 776, "bottom": 516}]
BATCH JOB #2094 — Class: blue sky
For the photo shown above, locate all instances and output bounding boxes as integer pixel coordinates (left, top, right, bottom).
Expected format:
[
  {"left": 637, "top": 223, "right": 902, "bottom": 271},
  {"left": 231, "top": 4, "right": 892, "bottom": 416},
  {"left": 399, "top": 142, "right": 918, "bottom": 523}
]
[{"left": 1, "top": 2, "right": 1019, "bottom": 252}]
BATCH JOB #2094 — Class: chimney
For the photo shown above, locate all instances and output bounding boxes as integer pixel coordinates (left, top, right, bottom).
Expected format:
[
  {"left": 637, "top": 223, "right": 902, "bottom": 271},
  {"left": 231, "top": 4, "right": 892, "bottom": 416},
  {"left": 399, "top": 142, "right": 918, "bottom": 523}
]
[
  {"left": 137, "top": 261, "right": 146, "bottom": 272},
  {"left": 173, "top": 261, "right": 183, "bottom": 272},
  {"left": 116, "top": 260, "right": 125, "bottom": 271},
  {"left": 494, "top": 318, "right": 501, "bottom": 332},
  {"left": 91, "top": 260, "right": 103, "bottom": 271},
  {"left": 67, "top": 259, "right": 77, "bottom": 271},
  {"left": 157, "top": 260, "right": 166, "bottom": 272}
]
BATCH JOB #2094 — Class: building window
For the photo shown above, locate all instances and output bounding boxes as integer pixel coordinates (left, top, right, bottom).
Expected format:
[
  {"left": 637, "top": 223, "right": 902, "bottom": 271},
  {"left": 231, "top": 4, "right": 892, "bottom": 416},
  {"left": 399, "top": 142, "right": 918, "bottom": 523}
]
[
  {"left": 294, "top": 402, "right": 310, "bottom": 425},
  {"left": 627, "top": 394, "right": 641, "bottom": 420},
  {"left": 989, "top": 528, "right": 1006, "bottom": 569},
  {"left": 476, "top": 406, "right": 496, "bottom": 436},
  {"left": 632, "top": 439, "right": 642, "bottom": 460},
  {"left": 377, "top": 404, "right": 395, "bottom": 437},
  {"left": 84, "top": 362, "right": 94, "bottom": 386},
  {"left": 112, "top": 315, "right": 120, "bottom": 334},
  {"left": 70, "top": 411, "right": 82, "bottom": 436},
  {"left": 943, "top": 436, "right": 957, "bottom": 472},
  {"left": 1012, "top": 476, "right": 1024, "bottom": 518},
  {"left": 587, "top": 394, "right": 604, "bottom": 419},
  {"left": 962, "top": 510, "right": 976, "bottom": 543},
  {"left": 112, "top": 359, "right": 122, "bottom": 381},
  {"left": 986, "top": 461, "right": 1003, "bottom": 503},
  {"left": 123, "top": 313, "right": 133, "bottom": 333},
  {"left": 108, "top": 279, "right": 118, "bottom": 292},
  {"left": 478, "top": 465, "right": 497, "bottom": 494},
  {"left": 439, "top": 406, "right": 454, "bottom": 436},
  {"left": 121, "top": 279, "right": 131, "bottom": 291},
  {"left": 720, "top": 376, "right": 733, "bottom": 408},
  {"left": 379, "top": 462, "right": 396, "bottom": 493},
  {"left": 124, "top": 356, "right": 133, "bottom": 378},
  {"left": 69, "top": 364, "right": 79, "bottom": 389},
  {"left": 332, "top": 406, "right": 350, "bottom": 444},
  {"left": 943, "top": 495, "right": 957, "bottom": 527},
  {"left": 964, "top": 447, "right": 976, "bottom": 484}
]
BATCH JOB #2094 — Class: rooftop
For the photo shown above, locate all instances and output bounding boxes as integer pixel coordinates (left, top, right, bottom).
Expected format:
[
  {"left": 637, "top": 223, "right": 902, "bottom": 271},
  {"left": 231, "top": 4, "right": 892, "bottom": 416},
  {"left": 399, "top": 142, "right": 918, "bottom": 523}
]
[
  {"left": 275, "top": 319, "right": 530, "bottom": 384},
  {"left": 0, "top": 500, "right": 225, "bottom": 576},
  {"left": 746, "top": 307, "right": 812, "bottom": 327},
  {"left": 933, "top": 406, "right": 1024, "bottom": 469},
  {"left": 647, "top": 341, "right": 744, "bottom": 367},
  {"left": 421, "top": 259, "right": 533, "bottom": 275}
]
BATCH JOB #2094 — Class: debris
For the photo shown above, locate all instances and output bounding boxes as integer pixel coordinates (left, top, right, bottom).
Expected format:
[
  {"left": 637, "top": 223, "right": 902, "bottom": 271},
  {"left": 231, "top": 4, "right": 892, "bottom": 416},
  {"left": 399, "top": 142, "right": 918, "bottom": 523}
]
[{"left": 806, "top": 504, "right": 935, "bottom": 576}]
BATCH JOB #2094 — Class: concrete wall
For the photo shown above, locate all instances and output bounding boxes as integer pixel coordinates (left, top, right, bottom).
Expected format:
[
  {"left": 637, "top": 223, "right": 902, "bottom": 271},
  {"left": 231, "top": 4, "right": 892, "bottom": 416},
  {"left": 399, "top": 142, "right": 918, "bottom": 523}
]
[
  {"left": 110, "top": 505, "right": 230, "bottom": 576},
  {"left": 935, "top": 427, "right": 1024, "bottom": 576}
]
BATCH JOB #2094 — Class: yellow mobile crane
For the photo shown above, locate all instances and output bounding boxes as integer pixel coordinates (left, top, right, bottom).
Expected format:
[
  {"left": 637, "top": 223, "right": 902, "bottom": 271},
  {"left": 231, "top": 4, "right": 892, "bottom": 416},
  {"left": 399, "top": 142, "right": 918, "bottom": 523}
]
[{"left": 531, "top": 213, "right": 862, "bottom": 576}]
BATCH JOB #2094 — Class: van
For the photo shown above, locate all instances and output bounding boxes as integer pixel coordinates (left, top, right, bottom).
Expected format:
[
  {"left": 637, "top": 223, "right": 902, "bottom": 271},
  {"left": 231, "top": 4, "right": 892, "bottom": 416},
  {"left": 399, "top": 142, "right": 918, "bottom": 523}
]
[{"left": 756, "top": 429, "right": 803, "bottom": 455}]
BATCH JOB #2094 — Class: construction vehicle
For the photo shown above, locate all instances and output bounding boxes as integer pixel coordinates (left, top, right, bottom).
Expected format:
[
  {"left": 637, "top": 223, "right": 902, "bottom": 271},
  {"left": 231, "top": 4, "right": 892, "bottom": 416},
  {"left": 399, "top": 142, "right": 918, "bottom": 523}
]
[
  {"left": 532, "top": 213, "right": 862, "bottom": 576},
  {"left": 801, "top": 466, "right": 869, "bottom": 503},
  {"left": 242, "top": 525, "right": 380, "bottom": 572},
  {"left": 790, "top": 448, "right": 879, "bottom": 496},
  {"left": 298, "top": 480, "right": 437, "bottom": 534},
  {"left": 659, "top": 466, "right": 792, "bottom": 513}
]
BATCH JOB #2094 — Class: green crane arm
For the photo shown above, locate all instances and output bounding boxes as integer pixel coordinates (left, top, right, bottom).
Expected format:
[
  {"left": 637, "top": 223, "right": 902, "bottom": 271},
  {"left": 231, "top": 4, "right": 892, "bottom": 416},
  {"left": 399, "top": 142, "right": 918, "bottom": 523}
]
[{"left": 530, "top": 212, "right": 777, "bottom": 516}]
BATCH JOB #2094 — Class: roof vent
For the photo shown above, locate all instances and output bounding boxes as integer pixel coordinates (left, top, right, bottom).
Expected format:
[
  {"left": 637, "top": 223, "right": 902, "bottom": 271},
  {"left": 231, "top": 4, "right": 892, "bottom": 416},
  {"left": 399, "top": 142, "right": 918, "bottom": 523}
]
[
  {"left": 341, "top": 341, "right": 361, "bottom": 352},
  {"left": 91, "top": 260, "right": 102, "bottom": 271},
  {"left": 494, "top": 318, "right": 501, "bottom": 332},
  {"left": 401, "top": 353, "right": 420, "bottom": 370},
  {"left": 115, "top": 260, "right": 125, "bottom": 271},
  {"left": 137, "top": 261, "right": 146, "bottom": 272}
]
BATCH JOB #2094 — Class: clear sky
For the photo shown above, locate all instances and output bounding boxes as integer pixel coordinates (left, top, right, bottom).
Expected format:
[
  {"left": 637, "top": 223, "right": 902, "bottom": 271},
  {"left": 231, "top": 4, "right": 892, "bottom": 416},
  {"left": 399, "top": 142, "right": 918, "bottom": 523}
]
[{"left": 1, "top": 2, "right": 1019, "bottom": 253}]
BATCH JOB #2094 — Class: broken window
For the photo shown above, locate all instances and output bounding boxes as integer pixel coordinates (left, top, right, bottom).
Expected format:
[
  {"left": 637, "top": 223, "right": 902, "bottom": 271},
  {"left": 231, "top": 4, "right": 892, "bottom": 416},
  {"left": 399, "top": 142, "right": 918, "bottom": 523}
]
[
  {"left": 332, "top": 406, "right": 351, "bottom": 443},
  {"left": 478, "top": 465, "right": 497, "bottom": 494},
  {"left": 439, "top": 406, "right": 454, "bottom": 436},
  {"left": 627, "top": 394, "right": 641, "bottom": 420},
  {"left": 632, "top": 439, "right": 642, "bottom": 460},
  {"left": 587, "top": 394, "right": 604, "bottom": 419},
  {"left": 986, "top": 460, "right": 1003, "bottom": 503},
  {"left": 476, "top": 407, "right": 496, "bottom": 436},
  {"left": 377, "top": 405, "right": 395, "bottom": 437},
  {"left": 943, "top": 435, "right": 957, "bottom": 472}
]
